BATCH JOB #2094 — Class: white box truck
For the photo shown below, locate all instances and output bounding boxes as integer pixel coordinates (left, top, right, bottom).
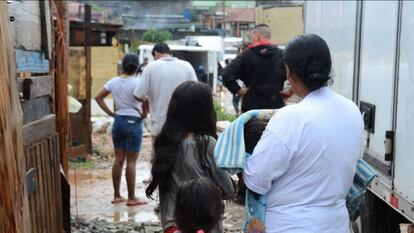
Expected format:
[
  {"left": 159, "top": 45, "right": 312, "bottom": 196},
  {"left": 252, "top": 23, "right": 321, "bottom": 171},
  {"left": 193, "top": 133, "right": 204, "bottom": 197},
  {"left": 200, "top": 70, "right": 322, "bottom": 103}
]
[
  {"left": 138, "top": 44, "right": 218, "bottom": 93},
  {"left": 305, "top": 1, "right": 414, "bottom": 231}
]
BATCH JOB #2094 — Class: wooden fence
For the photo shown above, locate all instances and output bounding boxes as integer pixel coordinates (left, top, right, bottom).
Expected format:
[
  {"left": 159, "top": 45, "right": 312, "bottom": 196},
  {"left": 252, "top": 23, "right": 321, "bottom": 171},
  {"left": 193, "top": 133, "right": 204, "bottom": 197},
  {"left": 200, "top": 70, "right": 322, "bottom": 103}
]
[
  {"left": 24, "top": 134, "right": 62, "bottom": 233},
  {"left": 0, "top": 2, "right": 31, "bottom": 232},
  {"left": 1, "top": 1, "right": 69, "bottom": 232}
]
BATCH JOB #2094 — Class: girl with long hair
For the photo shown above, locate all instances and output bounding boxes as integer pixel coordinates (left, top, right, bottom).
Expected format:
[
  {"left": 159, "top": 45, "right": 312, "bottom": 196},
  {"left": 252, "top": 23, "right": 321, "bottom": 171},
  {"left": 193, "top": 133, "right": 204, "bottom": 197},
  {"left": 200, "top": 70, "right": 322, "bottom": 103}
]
[{"left": 145, "top": 81, "right": 235, "bottom": 233}]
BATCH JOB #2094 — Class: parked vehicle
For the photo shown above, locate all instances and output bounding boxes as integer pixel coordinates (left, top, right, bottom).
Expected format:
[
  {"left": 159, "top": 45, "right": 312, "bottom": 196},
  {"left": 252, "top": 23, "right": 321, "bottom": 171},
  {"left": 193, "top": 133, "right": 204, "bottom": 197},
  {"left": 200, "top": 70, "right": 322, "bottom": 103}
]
[
  {"left": 305, "top": 1, "right": 414, "bottom": 231},
  {"left": 184, "top": 35, "right": 224, "bottom": 61},
  {"left": 138, "top": 44, "right": 218, "bottom": 93},
  {"left": 224, "top": 36, "right": 242, "bottom": 48},
  {"left": 223, "top": 47, "right": 238, "bottom": 62}
]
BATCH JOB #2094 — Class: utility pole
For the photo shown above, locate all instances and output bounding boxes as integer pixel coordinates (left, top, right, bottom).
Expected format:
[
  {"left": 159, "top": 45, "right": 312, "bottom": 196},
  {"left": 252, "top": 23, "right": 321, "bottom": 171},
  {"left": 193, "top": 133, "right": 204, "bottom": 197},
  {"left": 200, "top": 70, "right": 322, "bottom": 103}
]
[{"left": 84, "top": 4, "right": 92, "bottom": 154}]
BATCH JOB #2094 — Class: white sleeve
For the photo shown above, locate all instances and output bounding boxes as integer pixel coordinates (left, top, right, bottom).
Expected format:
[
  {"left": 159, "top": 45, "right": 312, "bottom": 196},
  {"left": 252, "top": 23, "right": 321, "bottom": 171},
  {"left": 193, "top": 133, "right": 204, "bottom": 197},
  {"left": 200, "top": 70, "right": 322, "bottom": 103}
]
[
  {"left": 243, "top": 129, "right": 293, "bottom": 195},
  {"left": 104, "top": 78, "right": 116, "bottom": 92},
  {"left": 134, "top": 66, "right": 150, "bottom": 98}
]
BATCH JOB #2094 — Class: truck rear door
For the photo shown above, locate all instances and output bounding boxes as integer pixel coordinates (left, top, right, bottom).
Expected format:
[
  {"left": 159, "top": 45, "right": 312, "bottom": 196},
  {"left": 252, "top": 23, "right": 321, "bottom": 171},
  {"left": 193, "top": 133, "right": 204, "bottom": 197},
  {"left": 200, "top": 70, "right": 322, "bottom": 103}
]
[
  {"left": 358, "top": 1, "right": 399, "bottom": 178},
  {"left": 393, "top": 1, "right": 414, "bottom": 221}
]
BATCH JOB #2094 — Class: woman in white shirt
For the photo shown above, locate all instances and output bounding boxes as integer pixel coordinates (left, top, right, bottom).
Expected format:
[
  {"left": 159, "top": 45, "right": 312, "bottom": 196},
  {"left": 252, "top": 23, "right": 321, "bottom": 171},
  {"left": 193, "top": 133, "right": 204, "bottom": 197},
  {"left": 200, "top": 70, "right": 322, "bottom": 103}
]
[
  {"left": 95, "top": 53, "right": 147, "bottom": 206},
  {"left": 243, "top": 34, "right": 364, "bottom": 233}
]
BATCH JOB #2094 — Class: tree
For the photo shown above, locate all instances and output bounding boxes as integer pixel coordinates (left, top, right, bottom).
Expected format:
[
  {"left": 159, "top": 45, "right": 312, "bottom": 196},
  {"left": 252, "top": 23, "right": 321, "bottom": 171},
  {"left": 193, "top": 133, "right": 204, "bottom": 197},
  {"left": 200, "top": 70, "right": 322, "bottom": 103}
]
[{"left": 142, "top": 30, "right": 173, "bottom": 43}]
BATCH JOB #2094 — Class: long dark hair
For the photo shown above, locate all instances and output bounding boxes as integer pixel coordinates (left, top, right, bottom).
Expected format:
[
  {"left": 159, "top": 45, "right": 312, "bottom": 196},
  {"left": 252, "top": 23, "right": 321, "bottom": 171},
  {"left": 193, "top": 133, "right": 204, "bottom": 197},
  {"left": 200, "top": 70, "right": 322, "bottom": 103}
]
[
  {"left": 175, "top": 177, "right": 224, "bottom": 233},
  {"left": 284, "top": 34, "right": 332, "bottom": 92},
  {"left": 146, "top": 81, "right": 217, "bottom": 198}
]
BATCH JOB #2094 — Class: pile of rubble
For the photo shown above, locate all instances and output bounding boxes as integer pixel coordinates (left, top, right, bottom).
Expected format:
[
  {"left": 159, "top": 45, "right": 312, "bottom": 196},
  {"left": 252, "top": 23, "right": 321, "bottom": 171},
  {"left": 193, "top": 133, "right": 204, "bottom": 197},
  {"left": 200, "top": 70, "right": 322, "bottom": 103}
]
[
  {"left": 71, "top": 213, "right": 244, "bottom": 233},
  {"left": 71, "top": 217, "right": 162, "bottom": 233}
]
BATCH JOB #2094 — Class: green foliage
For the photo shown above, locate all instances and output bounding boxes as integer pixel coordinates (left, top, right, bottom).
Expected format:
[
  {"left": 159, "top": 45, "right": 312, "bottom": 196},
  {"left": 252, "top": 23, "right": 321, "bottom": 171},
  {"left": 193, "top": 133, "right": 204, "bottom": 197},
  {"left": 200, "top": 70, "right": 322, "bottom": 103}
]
[
  {"left": 214, "top": 101, "right": 237, "bottom": 122},
  {"left": 190, "top": 10, "right": 199, "bottom": 22},
  {"left": 142, "top": 30, "right": 173, "bottom": 43}
]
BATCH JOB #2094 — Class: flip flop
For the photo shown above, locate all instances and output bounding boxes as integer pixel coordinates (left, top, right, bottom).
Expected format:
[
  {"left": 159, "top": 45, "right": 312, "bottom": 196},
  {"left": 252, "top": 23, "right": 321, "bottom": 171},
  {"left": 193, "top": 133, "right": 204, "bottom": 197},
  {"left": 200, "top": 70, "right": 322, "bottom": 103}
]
[
  {"left": 111, "top": 197, "right": 127, "bottom": 204},
  {"left": 126, "top": 199, "right": 147, "bottom": 206}
]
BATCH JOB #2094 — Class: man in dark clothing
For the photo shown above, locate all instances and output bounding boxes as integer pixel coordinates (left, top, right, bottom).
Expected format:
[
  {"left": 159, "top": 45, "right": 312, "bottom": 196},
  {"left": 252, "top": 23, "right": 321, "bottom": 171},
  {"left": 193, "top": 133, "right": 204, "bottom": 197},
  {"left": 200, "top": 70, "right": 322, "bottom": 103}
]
[
  {"left": 223, "top": 24, "right": 286, "bottom": 205},
  {"left": 196, "top": 64, "right": 208, "bottom": 83},
  {"left": 137, "top": 57, "right": 149, "bottom": 75},
  {"left": 222, "top": 24, "right": 286, "bottom": 112}
]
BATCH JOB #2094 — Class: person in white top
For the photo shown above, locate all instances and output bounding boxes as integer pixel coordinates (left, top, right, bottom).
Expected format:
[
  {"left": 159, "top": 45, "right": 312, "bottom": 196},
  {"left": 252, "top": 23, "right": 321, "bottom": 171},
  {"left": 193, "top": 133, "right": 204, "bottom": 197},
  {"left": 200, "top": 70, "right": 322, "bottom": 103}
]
[
  {"left": 243, "top": 34, "right": 364, "bottom": 233},
  {"left": 95, "top": 53, "right": 147, "bottom": 206},
  {"left": 133, "top": 43, "right": 197, "bottom": 136}
]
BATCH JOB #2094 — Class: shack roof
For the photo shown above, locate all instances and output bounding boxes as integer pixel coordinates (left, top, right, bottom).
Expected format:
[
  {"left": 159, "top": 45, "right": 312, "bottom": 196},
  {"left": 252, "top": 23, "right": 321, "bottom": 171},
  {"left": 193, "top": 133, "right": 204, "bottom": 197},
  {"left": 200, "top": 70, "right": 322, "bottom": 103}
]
[
  {"left": 70, "top": 21, "right": 122, "bottom": 33},
  {"left": 69, "top": 21, "right": 122, "bottom": 46}
]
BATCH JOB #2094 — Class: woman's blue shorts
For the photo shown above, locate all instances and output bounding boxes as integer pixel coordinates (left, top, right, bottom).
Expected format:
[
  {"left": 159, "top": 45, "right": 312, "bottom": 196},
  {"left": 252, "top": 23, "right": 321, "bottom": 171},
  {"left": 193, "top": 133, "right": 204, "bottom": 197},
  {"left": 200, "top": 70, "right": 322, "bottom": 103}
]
[{"left": 112, "top": 115, "right": 143, "bottom": 153}]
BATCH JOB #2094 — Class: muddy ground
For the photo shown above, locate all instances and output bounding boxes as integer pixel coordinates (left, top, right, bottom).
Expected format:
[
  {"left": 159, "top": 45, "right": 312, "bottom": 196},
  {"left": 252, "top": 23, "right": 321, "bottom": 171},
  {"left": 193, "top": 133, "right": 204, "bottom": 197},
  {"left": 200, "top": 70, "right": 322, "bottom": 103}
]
[{"left": 69, "top": 131, "right": 245, "bottom": 233}]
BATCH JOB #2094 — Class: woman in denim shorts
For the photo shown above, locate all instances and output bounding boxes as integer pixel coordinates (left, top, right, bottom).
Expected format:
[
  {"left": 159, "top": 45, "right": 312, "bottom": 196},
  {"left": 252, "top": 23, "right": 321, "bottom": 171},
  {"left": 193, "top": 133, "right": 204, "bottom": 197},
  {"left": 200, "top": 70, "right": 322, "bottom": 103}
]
[{"left": 95, "top": 53, "right": 148, "bottom": 206}]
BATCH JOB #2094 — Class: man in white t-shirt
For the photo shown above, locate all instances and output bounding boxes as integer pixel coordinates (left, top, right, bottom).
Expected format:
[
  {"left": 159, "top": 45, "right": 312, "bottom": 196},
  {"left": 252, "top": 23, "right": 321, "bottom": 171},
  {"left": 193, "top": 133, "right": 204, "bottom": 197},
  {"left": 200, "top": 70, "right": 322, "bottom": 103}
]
[{"left": 133, "top": 43, "right": 197, "bottom": 136}]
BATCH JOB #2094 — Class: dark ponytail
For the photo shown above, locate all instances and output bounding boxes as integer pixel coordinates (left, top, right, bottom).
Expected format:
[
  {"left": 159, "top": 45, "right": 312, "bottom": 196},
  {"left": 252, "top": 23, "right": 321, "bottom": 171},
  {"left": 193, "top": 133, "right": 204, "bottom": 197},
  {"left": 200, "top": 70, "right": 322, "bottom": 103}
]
[
  {"left": 122, "top": 53, "right": 139, "bottom": 75},
  {"left": 284, "top": 34, "right": 332, "bottom": 92}
]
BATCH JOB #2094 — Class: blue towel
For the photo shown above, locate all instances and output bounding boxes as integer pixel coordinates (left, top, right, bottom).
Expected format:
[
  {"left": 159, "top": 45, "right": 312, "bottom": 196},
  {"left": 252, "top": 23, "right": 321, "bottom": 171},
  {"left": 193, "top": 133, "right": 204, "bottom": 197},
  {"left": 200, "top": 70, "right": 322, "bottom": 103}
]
[
  {"left": 214, "top": 109, "right": 277, "bottom": 228},
  {"left": 215, "top": 110, "right": 277, "bottom": 174},
  {"left": 346, "top": 158, "right": 377, "bottom": 219}
]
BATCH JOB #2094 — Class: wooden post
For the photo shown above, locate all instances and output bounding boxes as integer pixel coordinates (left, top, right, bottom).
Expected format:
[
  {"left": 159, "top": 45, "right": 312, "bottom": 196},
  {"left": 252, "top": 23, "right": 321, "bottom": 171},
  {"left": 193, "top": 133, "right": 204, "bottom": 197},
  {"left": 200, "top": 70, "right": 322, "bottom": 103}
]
[
  {"left": 54, "top": 0, "right": 69, "bottom": 176},
  {"left": 84, "top": 4, "right": 92, "bottom": 154},
  {"left": 53, "top": 3, "right": 68, "bottom": 232},
  {"left": 0, "top": 2, "right": 32, "bottom": 232}
]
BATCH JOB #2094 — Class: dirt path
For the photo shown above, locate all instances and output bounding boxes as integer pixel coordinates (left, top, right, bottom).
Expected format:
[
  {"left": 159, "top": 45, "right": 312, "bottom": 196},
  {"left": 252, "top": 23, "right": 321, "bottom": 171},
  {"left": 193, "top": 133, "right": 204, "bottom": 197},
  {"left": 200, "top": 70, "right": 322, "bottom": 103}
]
[
  {"left": 69, "top": 136, "right": 158, "bottom": 224},
  {"left": 69, "top": 133, "right": 245, "bottom": 232}
]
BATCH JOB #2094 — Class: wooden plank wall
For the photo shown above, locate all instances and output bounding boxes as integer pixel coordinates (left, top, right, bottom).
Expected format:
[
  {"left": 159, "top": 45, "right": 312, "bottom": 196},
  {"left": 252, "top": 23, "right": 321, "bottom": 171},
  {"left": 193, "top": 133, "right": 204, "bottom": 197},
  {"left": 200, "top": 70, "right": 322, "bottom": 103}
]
[
  {"left": 24, "top": 134, "right": 62, "bottom": 233},
  {"left": 18, "top": 76, "right": 53, "bottom": 124},
  {"left": 7, "top": 1, "right": 42, "bottom": 51},
  {"left": 6, "top": 1, "right": 66, "bottom": 232},
  {"left": 0, "top": 2, "right": 31, "bottom": 232},
  {"left": 15, "top": 49, "right": 50, "bottom": 73}
]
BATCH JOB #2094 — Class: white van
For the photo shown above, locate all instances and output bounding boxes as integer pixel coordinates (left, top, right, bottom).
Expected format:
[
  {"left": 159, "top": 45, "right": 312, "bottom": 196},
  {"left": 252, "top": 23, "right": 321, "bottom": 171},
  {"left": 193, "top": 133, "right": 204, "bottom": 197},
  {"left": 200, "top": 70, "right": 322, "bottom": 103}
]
[{"left": 138, "top": 44, "right": 218, "bottom": 93}]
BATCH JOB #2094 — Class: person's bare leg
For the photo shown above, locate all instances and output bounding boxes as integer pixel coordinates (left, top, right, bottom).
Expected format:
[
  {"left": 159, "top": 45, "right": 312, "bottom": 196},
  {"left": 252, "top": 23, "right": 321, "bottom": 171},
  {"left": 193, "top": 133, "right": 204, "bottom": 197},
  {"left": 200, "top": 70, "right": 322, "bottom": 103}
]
[
  {"left": 125, "top": 151, "right": 147, "bottom": 206},
  {"left": 125, "top": 151, "right": 139, "bottom": 201},
  {"left": 112, "top": 148, "right": 126, "bottom": 203}
]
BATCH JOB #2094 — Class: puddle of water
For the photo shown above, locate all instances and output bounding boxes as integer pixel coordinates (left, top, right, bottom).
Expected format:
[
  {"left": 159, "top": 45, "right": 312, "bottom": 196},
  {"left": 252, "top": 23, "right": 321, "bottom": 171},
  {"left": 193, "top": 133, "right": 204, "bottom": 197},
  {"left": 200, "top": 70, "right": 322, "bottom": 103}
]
[
  {"left": 111, "top": 210, "right": 159, "bottom": 224},
  {"left": 69, "top": 159, "right": 160, "bottom": 224},
  {"left": 68, "top": 170, "right": 112, "bottom": 184}
]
